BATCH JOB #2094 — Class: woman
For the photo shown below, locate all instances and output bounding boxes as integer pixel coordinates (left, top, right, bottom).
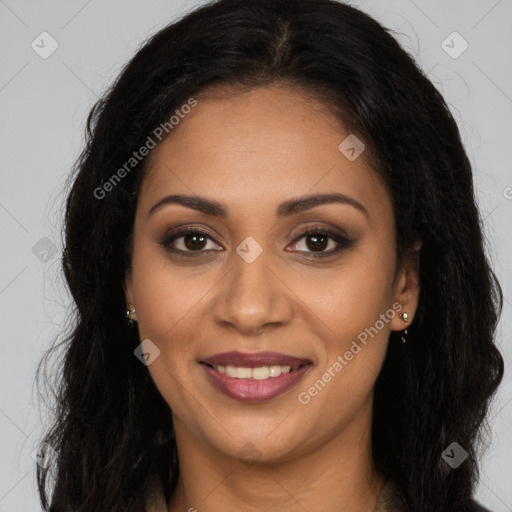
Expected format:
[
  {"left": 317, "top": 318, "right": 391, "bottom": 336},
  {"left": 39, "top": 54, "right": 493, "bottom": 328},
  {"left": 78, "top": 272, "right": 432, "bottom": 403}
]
[{"left": 36, "top": 0, "right": 504, "bottom": 510}]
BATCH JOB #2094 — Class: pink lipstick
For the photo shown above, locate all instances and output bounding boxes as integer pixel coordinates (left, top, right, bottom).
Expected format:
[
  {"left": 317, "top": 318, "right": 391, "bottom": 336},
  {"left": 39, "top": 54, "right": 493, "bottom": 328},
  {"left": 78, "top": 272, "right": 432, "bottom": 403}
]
[{"left": 199, "top": 351, "right": 312, "bottom": 402}]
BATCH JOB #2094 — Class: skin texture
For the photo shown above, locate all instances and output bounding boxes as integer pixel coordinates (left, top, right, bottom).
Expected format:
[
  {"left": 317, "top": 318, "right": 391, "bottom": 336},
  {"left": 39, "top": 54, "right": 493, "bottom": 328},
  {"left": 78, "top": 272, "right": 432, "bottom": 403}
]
[{"left": 124, "top": 84, "right": 421, "bottom": 512}]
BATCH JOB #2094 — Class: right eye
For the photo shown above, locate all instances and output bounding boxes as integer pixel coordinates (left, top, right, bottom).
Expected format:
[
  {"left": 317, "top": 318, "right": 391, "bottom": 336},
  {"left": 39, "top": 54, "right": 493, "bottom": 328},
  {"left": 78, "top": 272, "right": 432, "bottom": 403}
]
[{"left": 161, "top": 227, "right": 224, "bottom": 257}]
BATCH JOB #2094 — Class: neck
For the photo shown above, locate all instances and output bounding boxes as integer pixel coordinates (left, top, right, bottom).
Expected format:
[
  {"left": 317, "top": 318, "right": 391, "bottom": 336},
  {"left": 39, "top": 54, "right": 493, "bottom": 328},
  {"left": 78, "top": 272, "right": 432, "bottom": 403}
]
[{"left": 167, "top": 402, "right": 385, "bottom": 512}]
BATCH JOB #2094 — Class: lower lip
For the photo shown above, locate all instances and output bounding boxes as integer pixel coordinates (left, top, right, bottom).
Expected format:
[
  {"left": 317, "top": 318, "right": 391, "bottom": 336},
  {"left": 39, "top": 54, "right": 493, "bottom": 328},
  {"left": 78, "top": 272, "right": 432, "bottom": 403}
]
[{"left": 200, "top": 363, "right": 311, "bottom": 402}]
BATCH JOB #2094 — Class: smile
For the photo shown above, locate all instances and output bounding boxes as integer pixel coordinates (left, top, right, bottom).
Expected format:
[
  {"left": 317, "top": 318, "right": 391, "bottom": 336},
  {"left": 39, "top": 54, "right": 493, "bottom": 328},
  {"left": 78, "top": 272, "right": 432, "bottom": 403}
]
[{"left": 199, "top": 351, "right": 312, "bottom": 402}]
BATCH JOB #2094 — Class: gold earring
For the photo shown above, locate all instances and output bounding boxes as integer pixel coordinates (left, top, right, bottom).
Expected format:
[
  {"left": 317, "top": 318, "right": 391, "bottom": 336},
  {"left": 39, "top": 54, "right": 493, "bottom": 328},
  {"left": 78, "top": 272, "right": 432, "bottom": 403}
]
[{"left": 399, "top": 312, "right": 408, "bottom": 344}]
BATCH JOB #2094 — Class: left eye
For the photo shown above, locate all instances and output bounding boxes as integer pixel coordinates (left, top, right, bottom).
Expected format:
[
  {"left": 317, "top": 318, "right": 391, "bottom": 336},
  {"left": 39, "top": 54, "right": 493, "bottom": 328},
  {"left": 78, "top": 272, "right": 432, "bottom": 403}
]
[
  {"left": 161, "top": 228, "right": 351, "bottom": 257},
  {"left": 288, "top": 229, "right": 351, "bottom": 256}
]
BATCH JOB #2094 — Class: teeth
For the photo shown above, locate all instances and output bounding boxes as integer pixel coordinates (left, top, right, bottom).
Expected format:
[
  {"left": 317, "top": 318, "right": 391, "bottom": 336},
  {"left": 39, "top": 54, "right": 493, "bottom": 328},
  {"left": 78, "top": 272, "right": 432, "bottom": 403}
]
[
  {"left": 269, "top": 365, "right": 284, "bottom": 377},
  {"left": 252, "top": 366, "right": 270, "bottom": 380},
  {"left": 216, "top": 365, "right": 296, "bottom": 379}
]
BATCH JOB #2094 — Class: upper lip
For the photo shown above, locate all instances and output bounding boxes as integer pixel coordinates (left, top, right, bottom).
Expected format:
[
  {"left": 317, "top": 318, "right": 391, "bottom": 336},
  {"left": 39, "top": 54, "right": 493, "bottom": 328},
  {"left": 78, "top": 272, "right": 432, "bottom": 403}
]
[{"left": 200, "top": 351, "right": 312, "bottom": 368}]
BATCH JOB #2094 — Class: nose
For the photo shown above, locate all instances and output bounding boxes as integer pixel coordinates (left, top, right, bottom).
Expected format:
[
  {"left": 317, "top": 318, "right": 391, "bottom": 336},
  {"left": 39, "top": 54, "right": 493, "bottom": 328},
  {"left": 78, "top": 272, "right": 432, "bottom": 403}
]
[{"left": 211, "top": 245, "right": 295, "bottom": 336}]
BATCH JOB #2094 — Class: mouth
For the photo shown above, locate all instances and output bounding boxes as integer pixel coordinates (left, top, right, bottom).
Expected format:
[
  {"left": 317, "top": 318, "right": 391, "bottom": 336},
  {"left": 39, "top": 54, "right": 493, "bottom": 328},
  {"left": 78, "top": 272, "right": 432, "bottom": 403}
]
[{"left": 198, "top": 351, "right": 313, "bottom": 402}]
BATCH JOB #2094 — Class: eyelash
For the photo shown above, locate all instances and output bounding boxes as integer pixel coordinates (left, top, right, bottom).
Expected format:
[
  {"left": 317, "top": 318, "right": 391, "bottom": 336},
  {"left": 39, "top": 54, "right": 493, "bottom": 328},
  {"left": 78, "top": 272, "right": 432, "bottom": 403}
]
[{"left": 160, "top": 226, "right": 353, "bottom": 259}]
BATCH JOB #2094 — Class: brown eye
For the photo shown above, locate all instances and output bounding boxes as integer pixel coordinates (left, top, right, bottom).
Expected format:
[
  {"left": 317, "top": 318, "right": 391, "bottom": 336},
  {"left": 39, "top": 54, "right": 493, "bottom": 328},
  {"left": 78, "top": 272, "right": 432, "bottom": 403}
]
[
  {"left": 288, "top": 228, "right": 354, "bottom": 257},
  {"left": 183, "top": 232, "right": 208, "bottom": 251},
  {"left": 161, "top": 228, "right": 222, "bottom": 256},
  {"left": 304, "top": 233, "right": 329, "bottom": 252}
]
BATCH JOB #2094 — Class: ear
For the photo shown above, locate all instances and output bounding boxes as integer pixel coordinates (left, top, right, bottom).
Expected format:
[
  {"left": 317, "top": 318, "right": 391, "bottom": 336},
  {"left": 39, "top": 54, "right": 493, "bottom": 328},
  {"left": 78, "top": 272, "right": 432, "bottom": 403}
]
[
  {"left": 390, "top": 241, "right": 422, "bottom": 332},
  {"left": 123, "top": 269, "right": 135, "bottom": 308}
]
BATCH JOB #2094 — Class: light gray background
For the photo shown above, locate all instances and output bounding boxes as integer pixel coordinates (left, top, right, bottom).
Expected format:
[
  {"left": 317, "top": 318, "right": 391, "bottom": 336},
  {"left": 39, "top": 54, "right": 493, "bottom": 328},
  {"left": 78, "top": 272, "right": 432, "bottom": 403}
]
[{"left": 0, "top": 0, "right": 511, "bottom": 510}]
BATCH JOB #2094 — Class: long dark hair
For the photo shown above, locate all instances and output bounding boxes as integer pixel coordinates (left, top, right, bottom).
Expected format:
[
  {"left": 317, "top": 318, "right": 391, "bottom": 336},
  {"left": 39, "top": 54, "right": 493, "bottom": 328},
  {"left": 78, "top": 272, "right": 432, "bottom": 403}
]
[{"left": 36, "top": 0, "right": 504, "bottom": 510}]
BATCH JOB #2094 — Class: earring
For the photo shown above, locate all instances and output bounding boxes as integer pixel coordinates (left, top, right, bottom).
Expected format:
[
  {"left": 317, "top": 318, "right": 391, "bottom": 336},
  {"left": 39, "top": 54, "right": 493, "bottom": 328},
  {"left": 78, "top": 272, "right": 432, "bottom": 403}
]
[
  {"left": 125, "top": 307, "right": 137, "bottom": 327},
  {"left": 399, "top": 312, "right": 408, "bottom": 344}
]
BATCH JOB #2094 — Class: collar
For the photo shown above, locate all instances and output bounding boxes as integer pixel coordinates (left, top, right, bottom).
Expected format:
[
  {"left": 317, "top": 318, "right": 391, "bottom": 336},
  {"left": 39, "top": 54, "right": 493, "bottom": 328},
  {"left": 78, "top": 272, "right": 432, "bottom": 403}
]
[{"left": 372, "top": 478, "right": 409, "bottom": 512}]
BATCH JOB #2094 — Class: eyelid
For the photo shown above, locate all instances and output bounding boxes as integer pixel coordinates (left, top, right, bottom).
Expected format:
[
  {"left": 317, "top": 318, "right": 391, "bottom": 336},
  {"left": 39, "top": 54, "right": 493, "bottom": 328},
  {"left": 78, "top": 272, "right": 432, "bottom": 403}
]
[{"left": 291, "top": 224, "right": 349, "bottom": 243}]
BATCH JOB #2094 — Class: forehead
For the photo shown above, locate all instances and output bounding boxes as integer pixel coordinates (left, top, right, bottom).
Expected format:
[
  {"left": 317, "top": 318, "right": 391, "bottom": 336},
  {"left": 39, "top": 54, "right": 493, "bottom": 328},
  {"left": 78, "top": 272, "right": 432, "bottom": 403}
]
[{"left": 139, "top": 85, "right": 389, "bottom": 220}]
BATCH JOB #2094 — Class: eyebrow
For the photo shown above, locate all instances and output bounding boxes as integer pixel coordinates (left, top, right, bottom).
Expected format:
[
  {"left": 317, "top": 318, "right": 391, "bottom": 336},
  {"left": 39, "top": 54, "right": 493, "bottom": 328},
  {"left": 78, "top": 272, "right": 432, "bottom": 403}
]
[{"left": 147, "top": 192, "right": 369, "bottom": 219}]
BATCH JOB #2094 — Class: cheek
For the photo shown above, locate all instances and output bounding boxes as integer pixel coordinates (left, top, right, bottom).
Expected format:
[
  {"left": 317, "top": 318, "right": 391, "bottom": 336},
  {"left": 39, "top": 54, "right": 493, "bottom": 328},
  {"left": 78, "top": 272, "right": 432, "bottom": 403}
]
[
  {"left": 130, "top": 242, "right": 213, "bottom": 342},
  {"left": 292, "top": 247, "right": 396, "bottom": 347},
  {"left": 129, "top": 252, "right": 206, "bottom": 419},
  {"left": 128, "top": 246, "right": 214, "bottom": 409},
  {"left": 293, "top": 246, "right": 395, "bottom": 416},
  {"left": 296, "top": 303, "right": 391, "bottom": 436}
]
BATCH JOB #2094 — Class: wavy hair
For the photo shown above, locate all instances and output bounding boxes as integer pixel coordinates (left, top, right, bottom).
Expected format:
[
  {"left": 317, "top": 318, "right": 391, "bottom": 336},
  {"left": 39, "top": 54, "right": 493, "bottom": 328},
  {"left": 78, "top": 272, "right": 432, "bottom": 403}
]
[{"left": 36, "top": 0, "right": 504, "bottom": 510}]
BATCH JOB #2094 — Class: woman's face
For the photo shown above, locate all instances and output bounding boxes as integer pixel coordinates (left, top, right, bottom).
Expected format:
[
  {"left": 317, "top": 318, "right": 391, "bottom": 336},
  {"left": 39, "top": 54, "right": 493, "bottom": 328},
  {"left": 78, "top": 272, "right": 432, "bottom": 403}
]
[{"left": 124, "top": 84, "right": 420, "bottom": 463}]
